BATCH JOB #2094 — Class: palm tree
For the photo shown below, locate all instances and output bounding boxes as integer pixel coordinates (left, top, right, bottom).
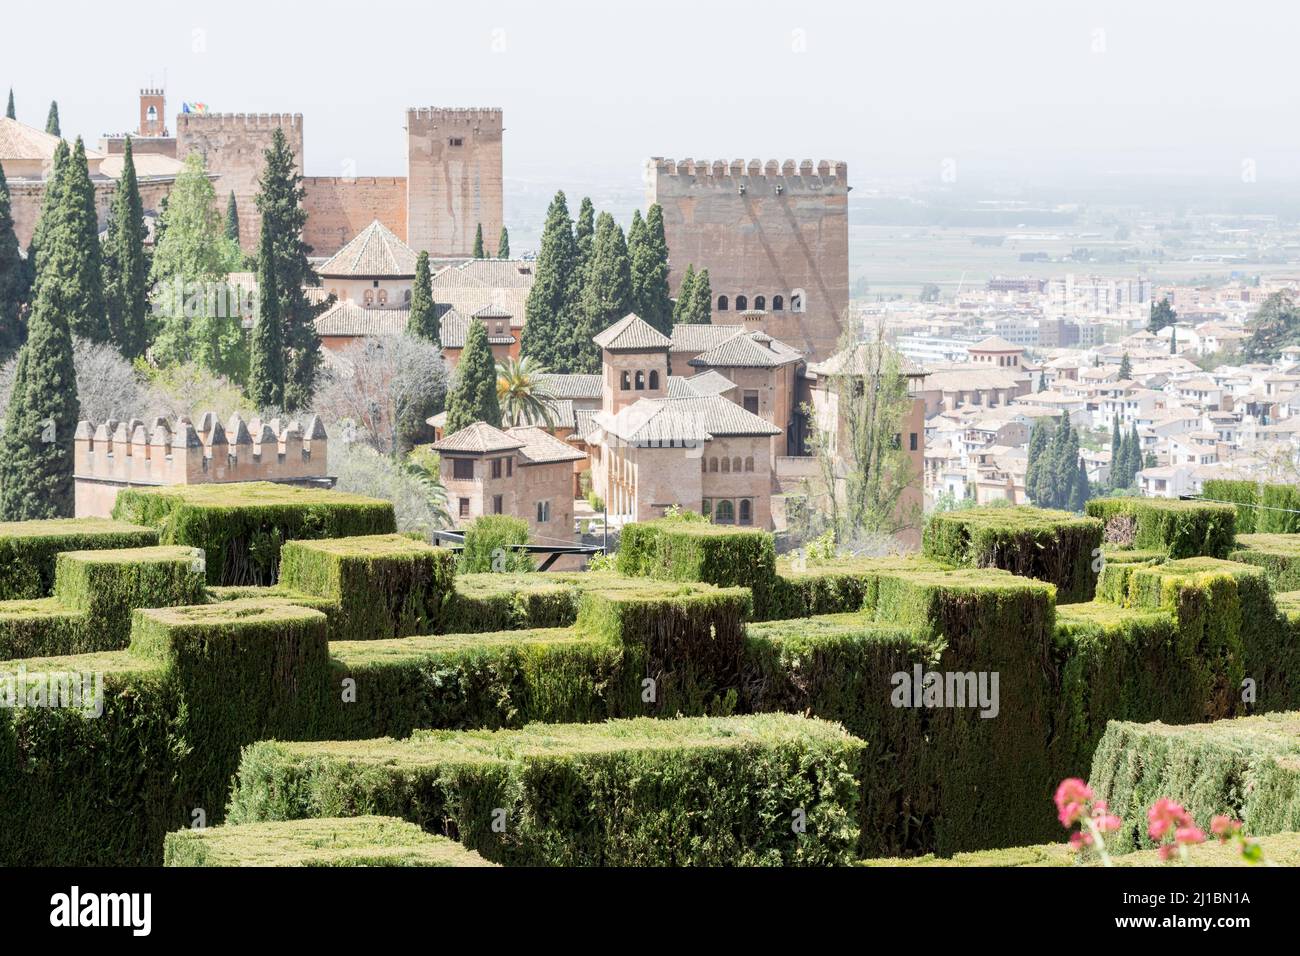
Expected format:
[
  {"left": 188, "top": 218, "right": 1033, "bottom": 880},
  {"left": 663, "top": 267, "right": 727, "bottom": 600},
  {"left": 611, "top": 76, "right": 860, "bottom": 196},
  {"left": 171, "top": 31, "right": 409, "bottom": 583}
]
[{"left": 496, "top": 355, "right": 556, "bottom": 428}]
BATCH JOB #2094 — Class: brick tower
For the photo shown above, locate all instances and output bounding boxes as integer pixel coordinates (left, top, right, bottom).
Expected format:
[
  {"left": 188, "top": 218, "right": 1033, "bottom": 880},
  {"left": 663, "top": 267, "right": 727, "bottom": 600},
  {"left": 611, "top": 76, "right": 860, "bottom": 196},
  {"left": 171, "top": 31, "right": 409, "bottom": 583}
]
[
  {"left": 139, "top": 89, "right": 167, "bottom": 137},
  {"left": 406, "top": 108, "right": 503, "bottom": 257}
]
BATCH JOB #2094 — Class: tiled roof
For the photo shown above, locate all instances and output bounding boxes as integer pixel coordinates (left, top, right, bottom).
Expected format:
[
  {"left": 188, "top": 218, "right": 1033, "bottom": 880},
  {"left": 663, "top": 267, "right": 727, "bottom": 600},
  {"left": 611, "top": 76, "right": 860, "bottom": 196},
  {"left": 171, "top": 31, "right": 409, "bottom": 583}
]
[
  {"left": 969, "top": 336, "right": 1020, "bottom": 352},
  {"left": 689, "top": 329, "right": 802, "bottom": 368},
  {"left": 593, "top": 313, "right": 672, "bottom": 351},
  {"left": 98, "top": 153, "right": 184, "bottom": 179},
  {"left": 0, "top": 117, "right": 105, "bottom": 164},
  {"left": 430, "top": 259, "right": 535, "bottom": 328},
  {"left": 505, "top": 426, "right": 586, "bottom": 465},
  {"left": 318, "top": 220, "right": 418, "bottom": 278},
  {"left": 574, "top": 409, "right": 600, "bottom": 442},
  {"left": 666, "top": 375, "right": 698, "bottom": 398},
  {"left": 514, "top": 397, "right": 576, "bottom": 430},
  {"left": 670, "top": 323, "right": 751, "bottom": 354},
  {"left": 537, "top": 373, "right": 602, "bottom": 400},
  {"left": 808, "top": 342, "right": 926, "bottom": 378},
  {"left": 431, "top": 422, "right": 525, "bottom": 455},
  {"left": 593, "top": 395, "right": 781, "bottom": 446},
  {"left": 314, "top": 301, "right": 410, "bottom": 337},
  {"left": 439, "top": 308, "right": 516, "bottom": 349}
]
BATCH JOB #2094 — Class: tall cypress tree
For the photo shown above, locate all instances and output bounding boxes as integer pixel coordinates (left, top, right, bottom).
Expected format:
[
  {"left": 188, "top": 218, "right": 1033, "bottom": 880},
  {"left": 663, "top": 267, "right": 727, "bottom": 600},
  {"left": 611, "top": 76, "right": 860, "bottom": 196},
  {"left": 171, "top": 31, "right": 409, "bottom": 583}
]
[
  {"left": 1026, "top": 418, "right": 1050, "bottom": 506},
  {"left": 444, "top": 319, "right": 500, "bottom": 432},
  {"left": 1109, "top": 415, "right": 1122, "bottom": 489},
  {"left": 687, "top": 267, "right": 712, "bottom": 325},
  {"left": 1126, "top": 423, "right": 1142, "bottom": 486},
  {"left": 496, "top": 226, "right": 510, "bottom": 259},
  {"left": 1118, "top": 352, "right": 1132, "bottom": 379},
  {"left": 57, "top": 138, "right": 107, "bottom": 341},
  {"left": 45, "top": 101, "right": 59, "bottom": 137},
  {"left": 0, "top": 162, "right": 25, "bottom": 356},
  {"left": 408, "top": 250, "right": 439, "bottom": 345},
  {"left": 102, "top": 138, "right": 150, "bottom": 358},
  {"left": 574, "top": 197, "right": 595, "bottom": 276},
  {"left": 254, "top": 128, "right": 324, "bottom": 411},
  {"left": 1072, "top": 457, "right": 1091, "bottom": 512},
  {"left": 225, "top": 191, "right": 240, "bottom": 243},
  {"left": 248, "top": 224, "right": 284, "bottom": 410},
  {"left": 520, "top": 191, "right": 578, "bottom": 370},
  {"left": 472, "top": 223, "right": 485, "bottom": 258},
  {"left": 0, "top": 158, "right": 80, "bottom": 519},
  {"left": 634, "top": 203, "right": 673, "bottom": 334},
  {"left": 573, "top": 212, "right": 632, "bottom": 373},
  {"left": 28, "top": 139, "right": 68, "bottom": 279},
  {"left": 5, "top": 89, "right": 14, "bottom": 120},
  {"left": 673, "top": 264, "right": 696, "bottom": 324}
]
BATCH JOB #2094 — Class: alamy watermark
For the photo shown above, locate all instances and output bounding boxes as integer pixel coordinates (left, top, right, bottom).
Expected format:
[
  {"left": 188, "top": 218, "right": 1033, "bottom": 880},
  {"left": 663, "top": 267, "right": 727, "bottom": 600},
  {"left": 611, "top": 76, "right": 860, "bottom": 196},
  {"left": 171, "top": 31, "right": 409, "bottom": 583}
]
[
  {"left": 891, "top": 665, "right": 999, "bottom": 718},
  {"left": 152, "top": 277, "right": 258, "bottom": 321},
  {"left": 0, "top": 666, "right": 104, "bottom": 717}
]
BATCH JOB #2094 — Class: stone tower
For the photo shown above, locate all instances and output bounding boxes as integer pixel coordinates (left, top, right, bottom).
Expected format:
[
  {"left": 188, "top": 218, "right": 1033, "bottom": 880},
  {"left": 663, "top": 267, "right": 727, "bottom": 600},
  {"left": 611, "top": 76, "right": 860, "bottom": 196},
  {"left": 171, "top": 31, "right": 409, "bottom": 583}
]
[
  {"left": 649, "top": 158, "right": 850, "bottom": 362},
  {"left": 176, "top": 112, "right": 305, "bottom": 251},
  {"left": 139, "top": 89, "right": 167, "bottom": 137},
  {"left": 406, "top": 107, "right": 503, "bottom": 257}
]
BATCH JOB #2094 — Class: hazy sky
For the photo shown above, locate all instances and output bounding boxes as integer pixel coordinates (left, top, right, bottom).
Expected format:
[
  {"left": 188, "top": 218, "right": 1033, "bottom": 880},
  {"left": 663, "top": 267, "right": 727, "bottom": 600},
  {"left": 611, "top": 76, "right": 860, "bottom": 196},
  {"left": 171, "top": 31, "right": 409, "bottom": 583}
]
[{"left": 10, "top": 0, "right": 1300, "bottom": 189}]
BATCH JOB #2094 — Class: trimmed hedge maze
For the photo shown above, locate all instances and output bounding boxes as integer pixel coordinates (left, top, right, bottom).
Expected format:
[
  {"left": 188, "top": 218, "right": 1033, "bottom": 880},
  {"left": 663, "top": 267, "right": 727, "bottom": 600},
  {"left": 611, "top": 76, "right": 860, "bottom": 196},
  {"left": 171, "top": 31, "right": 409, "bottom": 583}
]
[{"left": 4, "top": 489, "right": 1300, "bottom": 866}]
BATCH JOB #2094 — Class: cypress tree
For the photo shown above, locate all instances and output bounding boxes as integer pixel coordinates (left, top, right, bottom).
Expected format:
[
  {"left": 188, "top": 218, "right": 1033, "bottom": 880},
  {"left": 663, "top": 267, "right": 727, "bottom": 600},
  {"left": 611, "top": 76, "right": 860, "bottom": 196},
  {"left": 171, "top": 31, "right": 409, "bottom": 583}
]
[
  {"left": 1025, "top": 418, "right": 1050, "bottom": 506},
  {"left": 520, "top": 191, "right": 578, "bottom": 370},
  {"left": 225, "top": 191, "right": 240, "bottom": 243},
  {"left": 5, "top": 89, "right": 13, "bottom": 120},
  {"left": 1118, "top": 352, "right": 1132, "bottom": 379},
  {"left": 687, "top": 267, "right": 712, "bottom": 324},
  {"left": 408, "top": 250, "right": 439, "bottom": 345},
  {"left": 254, "top": 128, "right": 324, "bottom": 411},
  {"left": 637, "top": 204, "right": 673, "bottom": 334},
  {"left": 472, "top": 223, "right": 485, "bottom": 258},
  {"left": 57, "top": 138, "right": 107, "bottom": 341},
  {"left": 496, "top": 226, "right": 510, "bottom": 259},
  {"left": 444, "top": 318, "right": 500, "bottom": 432},
  {"left": 102, "top": 138, "right": 150, "bottom": 358},
  {"left": 573, "top": 212, "right": 632, "bottom": 373},
  {"left": 248, "top": 224, "right": 284, "bottom": 410},
  {"left": 1126, "top": 423, "right": 1142, "bottom": 486},
  {"left": 0, "top": 162, "right": 25, "bottom": 355},
  {"left": 1072, "top": 457, "right": 1090, "bottom": 512},
  {"left": 28, "top": 139, "right": 68, "bottom": 280},
  {"left": 45, "top": 101, "right": 59, "bottom": 137},
  {"left": 574, "top": 197, "right": 595, "bottom": 275},
  {"left": 1109, "top": 416, "right": 1122, "bottom": 489},
  {"left": 0, "top": 165, "right": 80, "bottom": 518},
  {"left": 673, "top": 264, "right": 696, "bottom": 324}
]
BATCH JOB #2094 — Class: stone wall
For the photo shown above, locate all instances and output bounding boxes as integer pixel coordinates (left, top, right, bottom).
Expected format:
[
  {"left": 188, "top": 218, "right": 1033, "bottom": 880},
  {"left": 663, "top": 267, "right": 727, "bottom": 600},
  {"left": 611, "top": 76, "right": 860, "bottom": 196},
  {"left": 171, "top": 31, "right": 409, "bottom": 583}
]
[
  {"left": 302, "top": 176, "right": 408, "bottom": 257},
  {"left": 649, "top": 158, "right": 850, "bottom": 362},
  {"left": 8, "top": 177, "right": 175, "bottom": 248},
  {"left": 406, "top": 108, "right": 503, "bottom": 257}
]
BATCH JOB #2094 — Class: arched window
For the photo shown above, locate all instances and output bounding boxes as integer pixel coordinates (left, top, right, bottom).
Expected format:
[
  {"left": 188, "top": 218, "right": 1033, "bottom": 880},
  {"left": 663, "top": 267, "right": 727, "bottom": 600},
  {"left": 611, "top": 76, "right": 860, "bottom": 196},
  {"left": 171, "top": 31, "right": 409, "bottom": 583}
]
[
  {"left": 718, "top": 295, "right": 729, "bottom": 311},
  {"left": 709, "top": 457, "right": 719, "bottom": 473},
  {"left": 790, "top": 289, "right": 805, "bottom": 313},
  {"left": 721, "top": 458, "right": 731, "bottom": 473},
  {"left": 363, "top": 290, "right": 374, "bottom": 306},
  {"left": 736, "top": 295, "right": 748, "bottom": 310},
  {"left": 404, "top": 289, "right": 411, "bottom": 303},
  {"left": 635, "top": 370, "right": 645, "bottom": 390},
  {"left": 701, "top": 458, "right": 707, "bottom": 473},
  {"left": 732, "top": 457, "right": 742, "bottom": 472},
  {"left": 739, "top": 499, "right": 752, "bottom": 525},
  {"left": 754, "top": 295, "right": 766, "bottom": 310},
  {"left": 744, "top": 456, "right": 754, "bottom": 472},
  {"left": 649, "top": 370, "right": 659, "bottom": 389},
  {"left": 620, "top": 371, "right": 631, "bottom": 390},
  {"left": 378, "top": 289, "right": 388, "bottom": 306},
  {"left": 772, "top": 295, "right": 784, "bottom": 311},
  {"left": 715, "top": 500, "right": 735, "bottom": 524},
  {"left": 701, "top": 499, "right": 712, "bottom": 518}
]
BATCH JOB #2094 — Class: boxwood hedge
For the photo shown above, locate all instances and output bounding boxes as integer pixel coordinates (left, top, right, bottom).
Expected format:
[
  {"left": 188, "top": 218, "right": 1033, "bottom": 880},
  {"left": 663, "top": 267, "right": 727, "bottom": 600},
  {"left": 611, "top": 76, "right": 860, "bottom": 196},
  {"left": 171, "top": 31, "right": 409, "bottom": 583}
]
[
  {"left": 225, "top": 714, "right": 866, "bottom": 867},
  {"left": 1085, "top": 497, "right": 1236, "bottom": 559},
  {"left": 0, "top": 518, "right": 157, "bottom": 600},
  {"left": 1230, "top": 533, "right": 1300, "bottom": 591},
  {"left": 1203, "top": 479, "right": 1300, "bottom": 535}
]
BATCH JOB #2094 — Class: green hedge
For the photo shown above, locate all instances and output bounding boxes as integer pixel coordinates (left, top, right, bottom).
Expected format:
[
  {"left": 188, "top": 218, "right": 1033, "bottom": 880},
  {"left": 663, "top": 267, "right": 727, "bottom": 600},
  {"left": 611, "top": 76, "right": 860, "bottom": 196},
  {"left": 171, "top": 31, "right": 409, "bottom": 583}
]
[
  {"left": 1230, "top": 533, "right": 1300, "bottom": 591},
  {"left": 0, "top": 518, "right": 157, "bottom": 600},
  {"left": 278, "top": 534, "right": 455, "bottom": 640},
  {"left": 445, "top": 573, "right": 581, "bottom": 632},
  {"left": 164, "top": 816, "right": 496, "bottom": 867},
  {"left": 766, "top": 556, "right": 952, "bottom": 621},
  {"left": 112, "top": 483, "right": 397, "bottom": 586},
  {"left": 226, "top": 714, "right": 866, "bottom": 867},
  {"left": 1202, "top": 479, "right": 1261, "bottom": 534},
  {"left": 1089, "top": 712, "right": 1300, "bottom": 852},
  {"left": 1203, "top": 480, "right": 1300, "bottom": 535},
  {"left": 923, "top": 505, "right": 1103, "bottom": 603},
  {"left": 618, "top": 518, "right": 778, "bottom": 618},
  {"left": 1085, "top": 497, "right": 1236, "bottom": 559}
]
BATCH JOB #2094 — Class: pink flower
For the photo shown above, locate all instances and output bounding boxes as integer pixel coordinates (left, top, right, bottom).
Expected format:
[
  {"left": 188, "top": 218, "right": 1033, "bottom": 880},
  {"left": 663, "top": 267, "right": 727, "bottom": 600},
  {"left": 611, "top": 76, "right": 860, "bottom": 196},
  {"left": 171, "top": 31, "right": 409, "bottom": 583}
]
[
  {"left": 1055, "top": 778, "right": 1093, "bottom": 827},
  {"left": 1147, "top": 798, "right": 1189, "bottom": 841},
  {"left": 1094, "top": 811, "right": 1122, "bottom": 833},
  {"left": 1211, "top": 815, "right": 1241, "bottom": 841},
  {"left": 1069, "top": 831, "right": 1094, "bottom": 850},
  {"left": 1175, "top": 825, "right": 1206, "bottom": 847},
  {"left": 1158, "top": 844, "right": 1177, "bottom": 862}
]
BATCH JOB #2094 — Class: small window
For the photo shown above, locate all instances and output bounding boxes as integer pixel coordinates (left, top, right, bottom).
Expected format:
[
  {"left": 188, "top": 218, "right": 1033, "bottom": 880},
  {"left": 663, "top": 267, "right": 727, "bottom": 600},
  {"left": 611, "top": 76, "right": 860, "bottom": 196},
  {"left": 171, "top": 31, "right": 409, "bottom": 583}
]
[
  {"left": 744, "top": 456, "right": 754, "bottom": 472},
  {"left": 491, "top": 458, "right": 502, "bottom": 479},
  {"left": 452, "top": 458, "right": 474, "bottom": 480},
  {"left": 721, "top": 458, "right": 731, "bottom": 474},
  {"left": 739, "top": 499, "right": 752, "bottom": 526},
  {"left": 493, "top": 495, "right": 503, "bottom": 514},
  {"left": 635, "top": 370, "right": 645, "bottom": 391},
  {"left": 910, "top": 433, "right": 918, "bottom": 451},
  {"left": 649, "top": 370, "right": 659, "bottom": 389},
  {"left": 620, "top": 371, "right": 630, "bottom": 390},
  {"left": 718, "top": 295, "right": 729, "bottom": 311},
  {"left": 754, "top": 295, "right": 766, "bottom": 310},
  {"left": 147, "top": 105, "right": 158, "bottom": 121},
  {"left": 536, "top": 500, "right": 551, "bottom": 523},
  {"left": 709, "top": 458, "right": 719, "bottom": 473},
  {"left": 363, "top": 290, "right": 374, "bottom": 306},
  {"left": 507, "top": 457, "right": 513, "bottom": 477},
  {"left": 449, "top": 137, "right": 464, "bottom": 147},
  {"left": 732, "top": 457, "right": 742, "bottom": 473},
  {"left": 701, "top": 458, "right": 707, "bottom": 473},
  {"left": 701, "top": 499, "right": 711, "bottom": 517},
  {"left": 743, "top": 391, "right": 759, "bottom": 414},
  {"left": 378, "top": 289, "right": 388, "bottom": 306},
  {"left": 772, "top": 295, "right": 784, "bottom": 311},
  {"left": 458, "top": 497, "right": 470, "bottom": 518},
  {"left": 715, "top": 500, "right": 735, "bottom": 524},
  {"left": 736, "top": 295, "right": 748, "bottom": 311},
  {"left": 404, "top": 289, "right": 411, "bottom": 303}
]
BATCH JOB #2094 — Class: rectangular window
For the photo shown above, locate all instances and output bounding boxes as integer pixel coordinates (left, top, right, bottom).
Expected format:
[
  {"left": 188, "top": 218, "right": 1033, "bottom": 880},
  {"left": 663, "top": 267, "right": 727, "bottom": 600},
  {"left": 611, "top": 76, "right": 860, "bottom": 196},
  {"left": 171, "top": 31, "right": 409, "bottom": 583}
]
[
  {"left": 743, "top": 391, "right": 759, "bottom": 414},
  {"left": 458, "top": 497, "right": 470, "bottom": 518},
  {"left": 449, "top": 137, "right": 463, "bottom": 147},
  {"left": 910, "top": 432, "right": 918, "bottom": 452},
  {"left": 452, "top": 459, "right": 474, "bottom": 480},
  {"left": 491, "top": 458, "right": 502, "bottom": 479},
  {"left": 536, "top": 501, "right": 551, "bottom": 523},
  {"left": 493, "top": 495, "right": 503, "bottom": 515},
  {"left": 507, "top": 458, "right": 513, "bottom": 477}
]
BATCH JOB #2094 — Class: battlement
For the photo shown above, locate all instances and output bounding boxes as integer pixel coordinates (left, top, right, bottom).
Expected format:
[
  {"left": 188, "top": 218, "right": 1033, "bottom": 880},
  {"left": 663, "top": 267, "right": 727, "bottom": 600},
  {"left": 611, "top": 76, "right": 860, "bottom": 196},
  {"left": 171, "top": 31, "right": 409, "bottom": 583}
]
[
  {"left": 74, "top": 412, "right": 329, "bottom": 497},
  {"left": 650, "top": 157, "right": 849, "bottom": 183},
  {"left": 176, "top": 112, "right": 305, "bottom": 130},
  {"left": 141, "top": 87, "right": 164, "bottom": 97},
  {"left": 407, "top": 107, "right": 503, "bottom": 126}
]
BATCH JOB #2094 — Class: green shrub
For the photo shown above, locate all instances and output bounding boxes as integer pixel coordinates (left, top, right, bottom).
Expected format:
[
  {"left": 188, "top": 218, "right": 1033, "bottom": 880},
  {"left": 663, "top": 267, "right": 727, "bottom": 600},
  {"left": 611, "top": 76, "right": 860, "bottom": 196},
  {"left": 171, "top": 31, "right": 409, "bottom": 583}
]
[
  {"left": 1230, "top": 533, "right": 1300, "bottom": 591},
  {"left": 1089, "top": 712, "right": 1300, "bottom": 852},
  {"left": 618, "top": 518, "right": 777, "bottom": 618},
  {"left": 767, "top": 555, "right": 952, "bottom": 621},
  {"left": 0, "top": 599, "right": 86, "bottom": 660},
  {"left": 457, "top": 515, "right": 533, "bottom": 574},
  {"left": 443, "top": 573, "right": 581, "bottom": 632},
  {"left": 226, "top": 714, "right": 866, "bottom": 867},
  {"left": 279, "top": 534, "right": 455, "bottom": 640},
  {"left": 1202, "top": 479, "right": 1260, "bottom": 534},
  {"left": 163, "top": 816, "right": 496, "bottom": 867},
  {"left": 1258, "top": 484, "right": 1300, "bottom": 534},
  {"left": 1085, "top": 497, "right": 1236, "bottom": 559},
  {"left": 0, "top": 518, "right": 157, "bottom": 600},
  {"left": 112, "top": 483, "right": 396, "bottom": 585},
  {"left": 923, "top": 505, "right": 1104, "bottom": 603}
]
